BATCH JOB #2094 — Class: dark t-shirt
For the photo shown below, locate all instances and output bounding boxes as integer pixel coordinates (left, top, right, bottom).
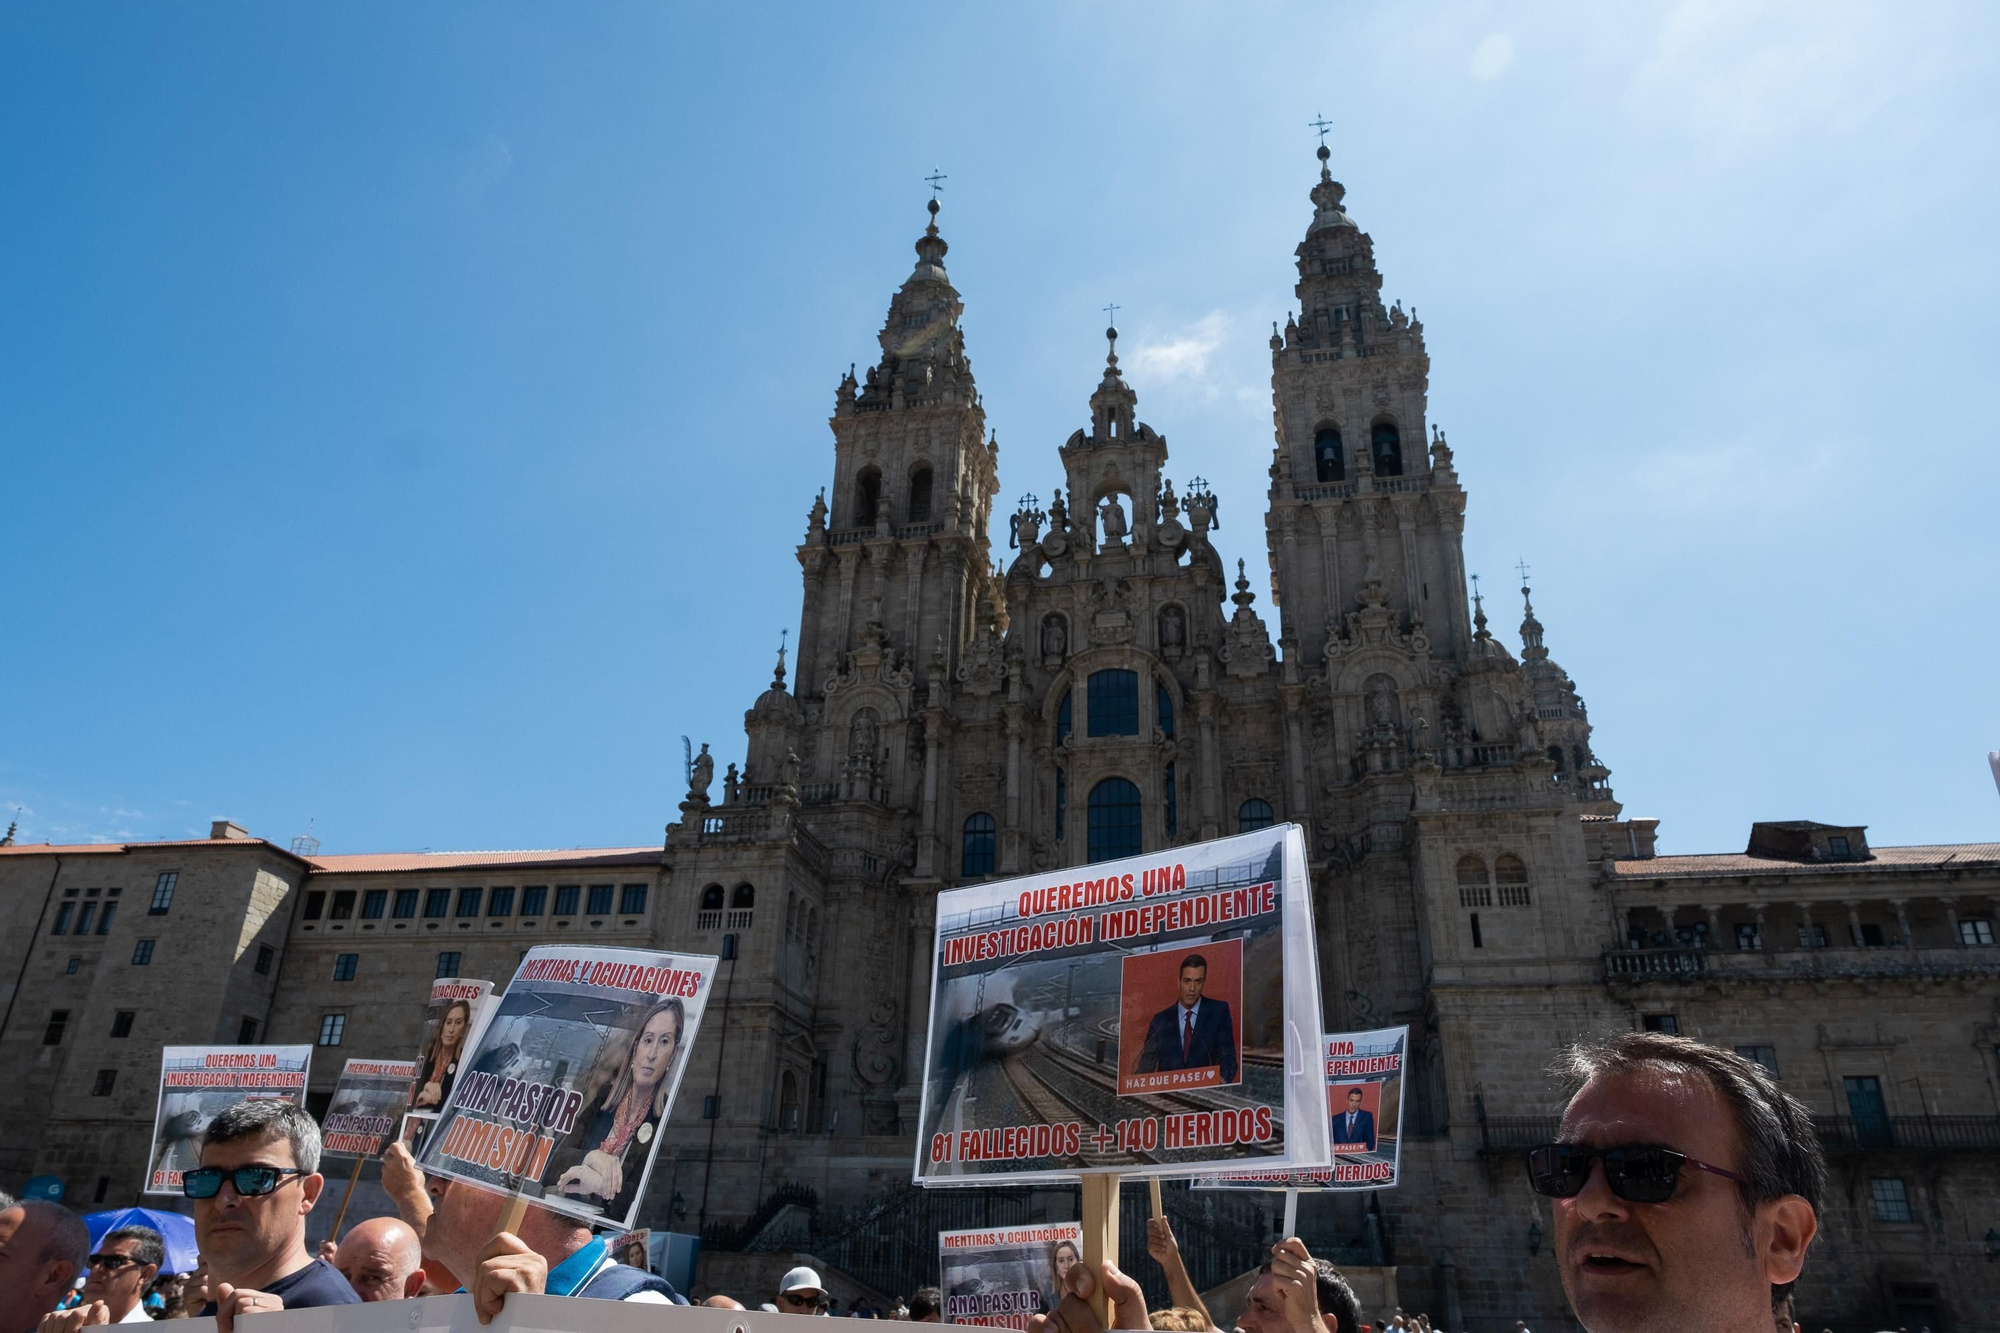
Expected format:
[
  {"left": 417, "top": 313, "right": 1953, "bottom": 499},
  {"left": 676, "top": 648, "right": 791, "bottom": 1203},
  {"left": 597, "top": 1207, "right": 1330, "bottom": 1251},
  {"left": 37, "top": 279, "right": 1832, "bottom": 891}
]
[{"left": 199, "top": 1259, "right": 362, "bottom": 1314}]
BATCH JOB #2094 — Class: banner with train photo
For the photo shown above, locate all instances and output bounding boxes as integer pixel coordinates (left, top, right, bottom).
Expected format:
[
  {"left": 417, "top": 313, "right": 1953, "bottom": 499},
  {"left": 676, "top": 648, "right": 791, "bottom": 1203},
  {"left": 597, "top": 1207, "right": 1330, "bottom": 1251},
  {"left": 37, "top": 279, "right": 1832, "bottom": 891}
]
[
  {"left": 145, "top": 1045, "right": 313, "bottom": 1194},
  {"left": 1194, "top": 1026, "right": 1408, "bottom": 1192},
  {"left": 413, "top": 946, "right": 717, "bottom": 1231},
  {"left": 939, "top": 1221, "right": 1083, "bottom": 1327},
  {"left": 913, "top": 823, "right": 1328, "bottom": 1184}
]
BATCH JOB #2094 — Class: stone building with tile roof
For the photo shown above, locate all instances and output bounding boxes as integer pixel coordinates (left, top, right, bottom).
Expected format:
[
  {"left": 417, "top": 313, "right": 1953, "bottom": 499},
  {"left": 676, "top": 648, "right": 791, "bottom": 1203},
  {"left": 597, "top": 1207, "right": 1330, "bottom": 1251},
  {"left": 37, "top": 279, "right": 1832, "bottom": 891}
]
[{"left": 1, "top": 151, "right": 1995, "bottom": 1330}]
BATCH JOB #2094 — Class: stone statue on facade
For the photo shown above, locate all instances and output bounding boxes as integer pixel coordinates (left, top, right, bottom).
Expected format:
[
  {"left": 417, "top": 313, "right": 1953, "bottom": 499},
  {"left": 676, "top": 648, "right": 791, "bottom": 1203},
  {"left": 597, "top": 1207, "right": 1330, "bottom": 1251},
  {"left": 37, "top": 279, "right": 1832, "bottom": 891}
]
[
  {"left": 723, "top": 762, "right": 740, "bottom": 805},
  {"left": 688, "top": 742, "right": 714, "bottom": 801},
  {"left": 1098, "top": 493, "right": 1128, "bottom": 543},
  {"left": 1158, "top": 604, "right": 1186, "bottom": 654},
  {"left": 1041, "top": 614, "right": 1067, "bottom": 660}
]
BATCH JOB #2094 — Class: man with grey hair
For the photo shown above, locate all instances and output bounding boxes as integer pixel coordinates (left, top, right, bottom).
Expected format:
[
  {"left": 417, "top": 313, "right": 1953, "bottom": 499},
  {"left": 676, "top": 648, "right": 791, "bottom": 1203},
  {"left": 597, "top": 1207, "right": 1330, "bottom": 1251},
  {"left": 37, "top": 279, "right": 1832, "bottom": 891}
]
[
  {"left": 1528, "top": 1031, "right": 1822, "bottom": 1333},
  {"left": 37, "top": 1225, "right": 163, "bottom": 1329},
  {"left": 0, "top": 1201, "right": 89, "bottom": 1333},
  {"left": 185, "top": 1099, "right": 358, "bottom": 1328}
]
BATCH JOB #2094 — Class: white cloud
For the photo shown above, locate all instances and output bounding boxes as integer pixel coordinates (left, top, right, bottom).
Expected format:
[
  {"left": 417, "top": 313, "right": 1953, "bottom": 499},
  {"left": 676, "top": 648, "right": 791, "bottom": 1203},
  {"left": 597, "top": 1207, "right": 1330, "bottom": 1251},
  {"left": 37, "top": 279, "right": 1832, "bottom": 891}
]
[
  {"left": 1127, "top": 312, "right": 1229, "bottom": 384},
  {"left": 1470, "top": 33, "right": 1514, "bottom": 81}
]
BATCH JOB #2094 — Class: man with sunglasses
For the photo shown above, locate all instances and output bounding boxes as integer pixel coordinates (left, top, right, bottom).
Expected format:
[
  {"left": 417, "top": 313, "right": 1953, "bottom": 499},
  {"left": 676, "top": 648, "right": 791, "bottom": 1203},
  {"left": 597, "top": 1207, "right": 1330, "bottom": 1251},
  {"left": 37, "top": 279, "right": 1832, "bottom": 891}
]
[
  {"left": 185, "top": 1100, "right": 360, "bottom": 1328},
  {"left": 1529, "top": 1032, "right": 1823, "bottom": 1333},
  {"left": 35, "top": 1226, "right": 163, "bottom": 1329},
  {"left": 775, "top": 1267, "right": 828, "bottom": 1315}
]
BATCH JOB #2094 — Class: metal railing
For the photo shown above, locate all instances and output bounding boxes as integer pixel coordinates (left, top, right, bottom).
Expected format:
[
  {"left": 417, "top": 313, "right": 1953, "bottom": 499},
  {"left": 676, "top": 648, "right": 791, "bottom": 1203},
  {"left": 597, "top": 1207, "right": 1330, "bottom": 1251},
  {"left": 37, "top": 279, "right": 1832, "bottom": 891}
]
[{"left": 1604, "top": 948, "right": 1708, "bottom": 978}]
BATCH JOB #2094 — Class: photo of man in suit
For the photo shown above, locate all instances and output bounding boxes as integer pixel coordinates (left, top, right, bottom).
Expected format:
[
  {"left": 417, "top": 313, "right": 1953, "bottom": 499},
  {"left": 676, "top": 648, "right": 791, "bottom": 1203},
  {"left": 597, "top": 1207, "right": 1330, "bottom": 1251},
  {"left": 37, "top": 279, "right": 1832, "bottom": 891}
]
[
  {"left": 1133, "top": 953, "right": 1238, "bottom": 1084},
  {"left": 1334, "top": 1086, "right": 1377, "bottom": 1152}
]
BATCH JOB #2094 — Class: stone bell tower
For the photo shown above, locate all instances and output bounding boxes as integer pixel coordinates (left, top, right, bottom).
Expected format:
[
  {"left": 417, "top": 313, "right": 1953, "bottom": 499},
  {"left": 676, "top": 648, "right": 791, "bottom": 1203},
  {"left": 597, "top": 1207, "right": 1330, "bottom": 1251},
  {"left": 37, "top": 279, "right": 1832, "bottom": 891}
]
[
  {"left": 1263, "top": 145, "right": 1474, "bottom": 667},
  {"left": 785, "top": 197, "right": 1001, "bottom": 803}
]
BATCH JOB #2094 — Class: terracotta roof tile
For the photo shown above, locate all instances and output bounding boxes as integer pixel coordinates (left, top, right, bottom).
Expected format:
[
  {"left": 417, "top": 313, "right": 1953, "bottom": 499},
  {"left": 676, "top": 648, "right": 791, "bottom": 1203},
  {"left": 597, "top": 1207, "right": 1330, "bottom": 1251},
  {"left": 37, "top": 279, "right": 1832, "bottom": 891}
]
[
  {"left": 304, "top": 847, "right": 661, "bottom": 875},
  {"left": 1612, "top": 843, "right": 2000, "bottom": 878},
  {"left": 0, "top": 837, "right": 297, "bottom": 857}
]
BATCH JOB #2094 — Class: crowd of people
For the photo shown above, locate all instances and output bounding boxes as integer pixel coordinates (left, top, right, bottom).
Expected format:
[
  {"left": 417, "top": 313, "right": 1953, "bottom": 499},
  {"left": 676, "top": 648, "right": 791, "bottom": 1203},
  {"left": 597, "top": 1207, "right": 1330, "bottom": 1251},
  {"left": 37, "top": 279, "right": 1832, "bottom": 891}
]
[{"left": 0, "top": 1032, "right": 1840, "bottom": 1333}]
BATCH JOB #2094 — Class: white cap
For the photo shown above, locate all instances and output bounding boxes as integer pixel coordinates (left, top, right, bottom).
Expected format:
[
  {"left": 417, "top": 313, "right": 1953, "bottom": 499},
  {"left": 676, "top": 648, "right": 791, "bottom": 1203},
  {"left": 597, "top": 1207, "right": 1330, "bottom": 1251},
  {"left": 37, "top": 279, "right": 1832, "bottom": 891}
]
[{"left": 779, "top": 1267, "right": 825, "bottom": 1296}]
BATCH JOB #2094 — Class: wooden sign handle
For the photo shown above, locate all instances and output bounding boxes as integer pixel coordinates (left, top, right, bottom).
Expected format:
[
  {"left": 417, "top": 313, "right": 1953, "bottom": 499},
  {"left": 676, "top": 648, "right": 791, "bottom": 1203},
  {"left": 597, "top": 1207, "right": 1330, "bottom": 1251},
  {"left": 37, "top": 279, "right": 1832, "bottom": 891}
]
[
  {"left": 497, "top": 1193, "right": 529, "bottom": 1237},
  {"left": 328, "top": 1156, "right": 364, "bottom": 1239},
  {"left": 1281, "top": 1187, "right": 1298, "bottom": 1239},
  {"left": 1148, "top": 1177, "right": 1163, "bottom": 1220},
  {"left": 1080, "top": 1174, "right": 1120, "bottom": 1325}
]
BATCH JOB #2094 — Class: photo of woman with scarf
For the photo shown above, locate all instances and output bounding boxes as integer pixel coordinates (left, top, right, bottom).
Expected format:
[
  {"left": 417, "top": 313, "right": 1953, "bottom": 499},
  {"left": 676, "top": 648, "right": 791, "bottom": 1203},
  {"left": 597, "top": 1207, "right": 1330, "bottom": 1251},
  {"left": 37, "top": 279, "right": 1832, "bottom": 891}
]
[{"left": 546, "top": 996, "right": 685, "bottom": 1218}]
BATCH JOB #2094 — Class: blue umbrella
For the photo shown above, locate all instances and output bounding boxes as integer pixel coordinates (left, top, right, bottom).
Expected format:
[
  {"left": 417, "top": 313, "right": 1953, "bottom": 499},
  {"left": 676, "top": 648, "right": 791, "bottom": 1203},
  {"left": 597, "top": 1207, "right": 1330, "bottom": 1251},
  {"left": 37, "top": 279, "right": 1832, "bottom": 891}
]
[{"left": 82, "top": 1208, "right": 200, "bottom": 1277}]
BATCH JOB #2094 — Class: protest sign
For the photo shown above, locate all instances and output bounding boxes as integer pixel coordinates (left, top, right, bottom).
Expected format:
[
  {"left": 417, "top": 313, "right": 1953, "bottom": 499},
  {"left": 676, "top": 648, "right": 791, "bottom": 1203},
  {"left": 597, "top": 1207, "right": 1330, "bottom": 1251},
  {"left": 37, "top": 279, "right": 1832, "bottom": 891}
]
[
  {"left": 1194, "top": 1026, "right": 1408, "bottom": 1192},
  {"left": 145, "top": 1045, "right": 312, "bottom": 1194},
  {"left": 939, "top": 1221, "right": 1083, "bottom": 1327},
  {"left": 414, "top": 945, "right": 717, "bottom": 1230},
  {"left": 166, "top": 1291, "right": 830, "bottom": 1333},
  {"left": 406, "top": 977, "right": 495, "bottom": 1115},
  {"left": 322, "top": 1059, "right": 421, "bottom": 1159},
  {"left": 914, "top": 823, "right": 1327, "bottom": 1184},
  {"left": 602, "top": 1228, "right": 651, "bottom": 1270}
]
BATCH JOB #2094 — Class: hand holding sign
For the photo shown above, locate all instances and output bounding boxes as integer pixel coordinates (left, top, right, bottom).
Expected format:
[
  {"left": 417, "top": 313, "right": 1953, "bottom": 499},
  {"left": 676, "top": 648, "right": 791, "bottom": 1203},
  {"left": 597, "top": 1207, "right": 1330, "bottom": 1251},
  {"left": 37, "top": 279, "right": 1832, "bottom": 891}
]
[
  {"left": 1266, "top": 1238, "right": 1322, "bottom": 1333},
  {"left": 37, "top": 1301, "right": 111, "bottom": 1333},
  {"left": 471, "top": 1232, "right": 547, "bottom": 1326},
  {"left": 1026, "top": 1261, "right": 1149, "bottom": 1333}
]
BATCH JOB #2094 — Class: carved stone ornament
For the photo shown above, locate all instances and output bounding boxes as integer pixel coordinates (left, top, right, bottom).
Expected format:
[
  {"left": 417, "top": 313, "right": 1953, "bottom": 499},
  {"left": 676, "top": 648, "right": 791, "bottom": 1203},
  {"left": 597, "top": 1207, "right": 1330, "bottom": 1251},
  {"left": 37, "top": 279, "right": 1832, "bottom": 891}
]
[
  {"left": 956, "top": 620, "right": 1007, "bottom": 696},
  {"left": 1217, "top": 560, "right": 1274, "bottom": 678},
  {"left": 851, "top": 996, "right": 901, "bottom": 1088},
  {"left": 1088, "top": 576, "right": 1135, "bottom": 645}
]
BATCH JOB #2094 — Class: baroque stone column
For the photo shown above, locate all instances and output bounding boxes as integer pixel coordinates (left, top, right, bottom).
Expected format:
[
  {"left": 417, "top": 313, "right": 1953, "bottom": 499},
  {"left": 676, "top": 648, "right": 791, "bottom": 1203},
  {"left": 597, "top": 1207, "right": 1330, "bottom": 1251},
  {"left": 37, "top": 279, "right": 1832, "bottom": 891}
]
[
  {"left": 1844, "top": 900, "right": 1864, "bottom": 948},
  {"left": 1798, "top": 901, "right": 1816, "bottom": 949},
  {"left": 1704, "top": 904, "right": 1723, "bottom": 949},
  {"left": 1891, "top": 899, "right": 1911, "bottom": 947}
]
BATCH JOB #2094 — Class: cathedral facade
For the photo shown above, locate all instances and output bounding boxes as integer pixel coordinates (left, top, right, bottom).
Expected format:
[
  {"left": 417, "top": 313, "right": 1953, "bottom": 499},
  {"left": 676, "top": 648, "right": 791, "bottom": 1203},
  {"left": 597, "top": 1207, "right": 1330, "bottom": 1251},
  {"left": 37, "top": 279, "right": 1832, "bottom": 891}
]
[{"left": 1, "top": 152, "right": 1995, "bottom": 1332}]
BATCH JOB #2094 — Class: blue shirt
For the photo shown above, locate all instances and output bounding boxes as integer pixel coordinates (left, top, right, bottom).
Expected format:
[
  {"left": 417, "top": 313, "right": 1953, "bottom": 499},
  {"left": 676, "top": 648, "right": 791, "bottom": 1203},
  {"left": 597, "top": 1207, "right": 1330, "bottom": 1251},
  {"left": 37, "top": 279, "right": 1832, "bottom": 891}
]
[{"left": 545, "top": 1238, "right": 609, "bottom": 1298}]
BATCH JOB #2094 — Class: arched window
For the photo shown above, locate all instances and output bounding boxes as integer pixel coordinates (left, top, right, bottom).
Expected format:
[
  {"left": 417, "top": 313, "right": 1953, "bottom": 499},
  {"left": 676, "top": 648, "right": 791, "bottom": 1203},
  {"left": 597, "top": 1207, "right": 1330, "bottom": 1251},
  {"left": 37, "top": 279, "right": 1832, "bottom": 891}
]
[
  {"left": 1371, "top": 422, "right": 1403, "bottom": 477},
  {"left": 779, "top": 1070, "right": 801, "bottom": 1133},
  {"left": 697, "top": 884, "right": 724, "bottom": 929},
  {"left": 728, "top": 882, "right": 755, "bottom": 928},
  {"left": 907, "top": 466, "right": 934, "bottom": 522},
  {"left": 1087, "top": 669, "right": 1139, "bottom": 737},
  {"left": 1547, "top": 745, "right": 1566, "bottom": 773},
  {"left": 854, "top": 467, "right": 882, "bottom": 525},
  {"left": 1237, "top": 798, "right": 1274, "bottom": 833},
  {"left": 1056, "top": 691, "right": 1072, "bottom": 747},
  {"left": 1164, "top": 763, "right": 1178, "bottom": 839},
  {"left": 1156, "top": 679, "right": 1175, "bottom": 739},
  {"left": 1087, "top": 778, "right": 1142, "bottom": 864},
  {"left": 1456, "top": 855, "right": 1490, "bottom": 907},
  {"left": 731, "top": 883, "right": 755, "bottom": 909},
  {"left": 961, "top": 813, "right": 997, "bottom": 877},
  {"left": 1495, "top": 854, "right": 1531, "bottom": 907},
  {"left": 1314, "top": 427, "right": 1344, "bottom": 483}
]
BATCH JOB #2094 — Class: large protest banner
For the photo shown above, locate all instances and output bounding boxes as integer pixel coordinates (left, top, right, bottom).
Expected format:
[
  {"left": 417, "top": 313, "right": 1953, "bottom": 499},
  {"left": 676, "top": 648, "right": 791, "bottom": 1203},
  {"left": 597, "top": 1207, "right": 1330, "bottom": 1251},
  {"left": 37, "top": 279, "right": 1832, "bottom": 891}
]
[
  {"left": 146, "top": 1045, "right": 312, "bottom": 1194},
  {"left": 914, "top": 823, "right": 1328, "bottom": 1183},
  {"left": 940, "top": 1221, "right": 1083, "bottom": 1327},
  {"left": 1195, "top": 1026, "right": 1408, "bottom": 1192},
  {"left": 322, "top": 1060, "right": 421, "bottom": 1159},
  {"left": 167, "top": 1291, "right": 856, "bottom": 1333},
  {"left": 414, "top": 946, "right": 717, "bottom": 1230}
]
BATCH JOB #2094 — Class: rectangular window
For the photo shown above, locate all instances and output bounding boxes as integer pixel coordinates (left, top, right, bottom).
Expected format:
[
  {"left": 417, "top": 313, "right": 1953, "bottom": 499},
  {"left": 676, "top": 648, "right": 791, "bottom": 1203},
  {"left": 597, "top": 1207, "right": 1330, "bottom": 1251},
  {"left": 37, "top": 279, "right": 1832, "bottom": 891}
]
[
  {"left": 488, "top": 887, "right": 515, "bottom": 917},
  {"left": 361, "top": 890, "right": 388, "bottom": 920},
  {"left": 302, "top": 891, "right": 326, "bottom": 921},
  {"left": 554, "top": 886, "right": 580, "bottom": 917},
  {"left": 238, "top": 1017, "right": 258, "bottom": 1043},
  {"left": 1852, "top": 922, "right": 1884, "bottom": 948},
  {"left": 1734, "top": 1045, "right": 1779, "bottom": 1076},
  {"left": 150, "top": 873, "right": 177, "bottom": 913},
  {"left": 332, "top": 953, "right": 358, "bottom": 981},
  {"left": 91, "top": 1069, "right": 116, "bottom": 1097},
  {"left": 1869, "top": 1177, "right": 1913, "bottom": 1224},
  {"left": 43, "top": 1011, "right": 69, "bottom": 1046},
  {"left": 95, "top": 903, "right": 116, "bottom": 935},
  {"left": 1734, "top": 923, "right": 1762, "bottom": 950},
  {"left": 393, "top": 889, "right": 420, "bottom": 919},
  {"left": 1962, "top": 919, "right": 1995, "bottom": 946},
  {"left": 1797, "top": 924, "right": 1828, "bottom": 949},
  {"left": 131, "top": 940, "right": 155, "bottom": 966},
  {"left": 1641, "top": 1013, "right": 1679, "bottom": 1035},
  {"left": 74, "top": 903, "right": 97, "bottom": 935},
  {"left": 521, "top": 886, "right": 547, "bottom": 917},
  {"left": 329, "top": 891, "right": 356, "bottom": 920},
  {"left": 111, "top": 1011, "right": 135, "bottom": 1039},
  {"left": 65, "top": 957, "right": 80, "bottom": 975},
  {"left": 1469, "top": 913, "right": 1483, "bottom": 948},
  {"left": 435, "top": 951, "right": 461, "bottom": 979},
  {"left": 587, "top": 885, "right": 614, "bottom": 916},
  {"left": 317, "top": 1013, "right": 346, "bottom": 1047},
  {"left": 51, "top": 903, "right": 73, "bottom": 935},
  {"left": 424, "top": 889, "right": 451, "bottom": 919},
  {"left": 1827, "top": 835, "right": 1851, "bottom": 857},
  {"left": 619, "top": 884, "right": 648, "bottom": 915},
  {"left": 456, "top": 888, "right": 483, "bottom": 918},
  {"left": 1086, "top": 668, "right": 1140, "bottom": 737},
  {"left": 254, "top": 944, "right": 274, "bottom": 975},
  {"left": 1163, "top": 764, "right": 1178, "bottom": 839}
]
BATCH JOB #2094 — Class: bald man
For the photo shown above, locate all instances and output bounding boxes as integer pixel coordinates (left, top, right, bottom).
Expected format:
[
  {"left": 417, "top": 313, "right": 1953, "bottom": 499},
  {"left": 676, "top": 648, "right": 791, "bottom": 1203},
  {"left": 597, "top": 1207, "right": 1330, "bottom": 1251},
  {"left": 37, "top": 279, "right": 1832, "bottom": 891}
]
[
  {"left": 1, "top": 1202, "right": 89, "bottom": 1333},
  {"left": 333, "top": 1219, "right": 425, "bottom": 1302},
  {"left": 703, "top": 1296, "right": 747, "bottom": 1310}
]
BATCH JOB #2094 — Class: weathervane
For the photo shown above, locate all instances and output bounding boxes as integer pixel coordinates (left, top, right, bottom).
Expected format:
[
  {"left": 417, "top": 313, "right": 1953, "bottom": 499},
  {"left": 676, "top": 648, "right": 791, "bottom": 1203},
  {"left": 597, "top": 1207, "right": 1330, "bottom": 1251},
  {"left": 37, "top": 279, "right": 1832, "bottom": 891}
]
[
  {"left": 1309, "top": 114, "right": 1334, "bottom": 148},
  {"left": 925, "top": 167, "right": 947, "bottom": 200},
  {"left": 1516, "top": 558, "right": 1532, "bottom": 588}
]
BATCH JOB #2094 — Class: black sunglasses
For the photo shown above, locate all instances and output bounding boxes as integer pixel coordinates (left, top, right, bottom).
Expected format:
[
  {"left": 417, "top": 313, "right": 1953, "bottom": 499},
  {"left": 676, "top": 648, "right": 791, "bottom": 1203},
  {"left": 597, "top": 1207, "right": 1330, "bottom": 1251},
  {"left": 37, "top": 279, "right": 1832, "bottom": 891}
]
[
  {"left": 87, "top": 1254, "right": 144, "bottom": 1272},
  {"left": 1524, "top": 1142, "right": 1750, "bottom": 1204},
  {"left": 181, "top": 1165, "right": 308, "bottom": 1200}
]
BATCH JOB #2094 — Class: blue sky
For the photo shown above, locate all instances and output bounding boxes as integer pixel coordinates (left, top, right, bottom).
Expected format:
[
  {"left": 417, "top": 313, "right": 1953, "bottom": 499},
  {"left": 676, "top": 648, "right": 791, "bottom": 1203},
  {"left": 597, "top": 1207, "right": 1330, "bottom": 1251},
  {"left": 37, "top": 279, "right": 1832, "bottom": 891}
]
[{"left": 3, "top": 2, "right": 1996, "bottom": 856}]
